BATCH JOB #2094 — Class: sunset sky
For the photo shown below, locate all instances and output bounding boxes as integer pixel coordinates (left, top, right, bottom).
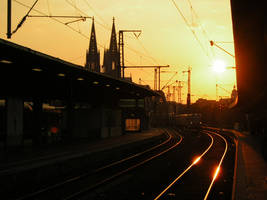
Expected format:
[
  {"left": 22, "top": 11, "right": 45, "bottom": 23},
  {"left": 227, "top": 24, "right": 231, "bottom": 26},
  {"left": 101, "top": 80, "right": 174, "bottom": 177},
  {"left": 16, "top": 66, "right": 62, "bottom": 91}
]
[{"left": 0, "top": 0, "right": 236, "bottom": 103}]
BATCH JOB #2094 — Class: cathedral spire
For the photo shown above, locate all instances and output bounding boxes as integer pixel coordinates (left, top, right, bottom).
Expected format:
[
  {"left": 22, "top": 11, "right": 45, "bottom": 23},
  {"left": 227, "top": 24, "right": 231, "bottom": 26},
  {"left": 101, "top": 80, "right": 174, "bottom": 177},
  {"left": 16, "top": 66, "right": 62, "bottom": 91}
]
[
  {"left": 85, "top": 17, "right": 100, "bottom": 72},
  {"left": 102, "top": 17, "right": 120, "bottom": 78},
  {"left": 89, "top": 17, "right": 97, "bottom": 55},
  {"left": 109, "top": 17, "right": 118, "bottom": 53}
]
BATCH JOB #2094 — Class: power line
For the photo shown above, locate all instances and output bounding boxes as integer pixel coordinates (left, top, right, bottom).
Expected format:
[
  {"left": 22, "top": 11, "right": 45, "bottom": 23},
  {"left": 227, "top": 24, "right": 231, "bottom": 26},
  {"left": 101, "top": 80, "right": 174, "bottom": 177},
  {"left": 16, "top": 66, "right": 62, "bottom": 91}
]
[
  {"left": 65, "top": 0, "right": 160, "bottom": 64},
  {"left": 83, "top": 0, "right": 109, "bottom": 28},
  {"left": 186, "top": 0, "right": 210, "bottom": 40},
  {"left": 13, "top": 0, "right": 91, "bottom": 39},
  {"left": 136, "top": 37, "right": 160, "bottom": 65},
  {"left": 186, "top": 0, "right": 214, "bottom": 58},
  {"left": 169, "top": 0, "right": 210, "bottom": 59},
  {"left": 65, "top": 0, "right": 110, "bottom": 31},
  {"left": 12, "top": 0, "right": 159, "bottom": 84},
  {"left": 13, "top": 0, "right": 107, "bottom": 53},
  {"left": 46, "top": 0, "right": 51, "bottom": 15},
  {"left": 124, "top": 43, "right": 160, "bottom": 64}
]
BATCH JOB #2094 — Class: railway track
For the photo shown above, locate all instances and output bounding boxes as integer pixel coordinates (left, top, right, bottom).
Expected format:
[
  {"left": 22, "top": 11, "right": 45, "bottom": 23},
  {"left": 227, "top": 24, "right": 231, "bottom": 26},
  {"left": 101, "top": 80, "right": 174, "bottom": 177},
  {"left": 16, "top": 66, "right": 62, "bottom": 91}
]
[
  {"left": 14, "top": 129, "right": 183, "bottom": 200},
  {"left": 153, "top": 128, "right": 233, "bottom": 200},
  {"left": 11, "top": 128, "right": 235, "bottom": 200}
]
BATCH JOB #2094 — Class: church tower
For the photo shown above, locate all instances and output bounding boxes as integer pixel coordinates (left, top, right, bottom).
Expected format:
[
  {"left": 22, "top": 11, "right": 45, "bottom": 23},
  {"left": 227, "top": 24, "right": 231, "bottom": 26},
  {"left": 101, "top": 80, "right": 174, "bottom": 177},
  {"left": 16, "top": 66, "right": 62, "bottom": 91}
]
[
  {"left": 85, "top": 18, "right": 100, "bottom": 72},
  {"left": 103, "top": 18, "right": 121, "bottom": 78}
]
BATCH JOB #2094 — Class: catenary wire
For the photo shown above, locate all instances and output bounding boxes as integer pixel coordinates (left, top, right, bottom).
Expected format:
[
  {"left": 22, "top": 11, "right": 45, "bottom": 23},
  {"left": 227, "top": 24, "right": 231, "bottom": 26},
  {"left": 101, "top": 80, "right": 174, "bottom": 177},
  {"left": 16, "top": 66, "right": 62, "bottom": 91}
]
[{"left": 169, "top": 0, "right": 210, "bottom": 59}]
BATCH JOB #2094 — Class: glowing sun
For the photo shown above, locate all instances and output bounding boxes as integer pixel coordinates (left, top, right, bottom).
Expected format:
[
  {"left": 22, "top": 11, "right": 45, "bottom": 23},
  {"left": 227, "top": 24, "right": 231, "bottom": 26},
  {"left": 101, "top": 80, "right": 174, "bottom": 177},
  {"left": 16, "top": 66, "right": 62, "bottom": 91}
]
[{"left": 212, "top": 60, "right": 226, "bottom": 73}]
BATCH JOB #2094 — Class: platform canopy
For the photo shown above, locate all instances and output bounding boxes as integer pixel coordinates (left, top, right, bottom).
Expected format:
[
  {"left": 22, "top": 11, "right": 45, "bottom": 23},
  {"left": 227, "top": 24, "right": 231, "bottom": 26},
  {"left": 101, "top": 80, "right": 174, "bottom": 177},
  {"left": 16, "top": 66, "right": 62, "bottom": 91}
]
[{"left": 0, "top": 39, "right": 161, "bottom": 104}]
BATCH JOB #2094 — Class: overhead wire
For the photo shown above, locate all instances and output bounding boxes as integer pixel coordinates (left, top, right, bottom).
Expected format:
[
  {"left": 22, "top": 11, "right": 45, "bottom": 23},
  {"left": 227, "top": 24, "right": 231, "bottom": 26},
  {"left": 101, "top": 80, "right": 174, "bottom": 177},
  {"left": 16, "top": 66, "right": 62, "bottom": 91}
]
[
  {"left": 65, "top": 0, "right": 110, "bottom": 30},
  {"left": 72, "top": 0, "right": 82, "bottom": 33},
  {"left": 83, "top": 0, "right": 109, "bottom": 28},
  {"left": 161, "top": 72, "right": 178, "bottom": 90},
  {"left": 169, "top": 0, "right": 210, "bottom": 59},
  {"left": 13, "top": 0, "right": 91, "bottom": 40},
  {"left": 46, "top": 0, "right": 51, "bottom": 15},
  {"left": 66, "top": 0, "right": 161, "bottom": 65},
  {"left": 135, "top": 38, "right": 160, "bottom": 65},
  {"left": 66, "top": 0, "right": 164, "bottom": 71},
  {"left": 13, "top": 0, "right": 130, "bottom": 66},
  {"left": 13, "top": 0, "right": 160, "bottom": 84},
  {"left": 186, "top": 0, "right": 214, "bottom": 58},
  {"left": 12, "top": 0, "right": 113, "bottom": 55},
  {"left": 186, "top": 0, "right": 235, "bottom": 59},
  {"left": 65, "top": 0, "right": 160, "bottom": 66}
]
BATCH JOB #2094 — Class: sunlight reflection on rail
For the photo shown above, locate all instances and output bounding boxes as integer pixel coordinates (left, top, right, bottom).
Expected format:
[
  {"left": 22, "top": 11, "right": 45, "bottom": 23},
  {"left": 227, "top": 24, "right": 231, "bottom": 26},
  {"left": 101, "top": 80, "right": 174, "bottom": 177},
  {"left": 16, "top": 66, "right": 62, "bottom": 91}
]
[
  {"left": 213, "top": 166, "right": 220, "bottom": 180},
  {"left": 193, "top": 156, "right": 201, "bottom": 165},
  {"left": 153, "top": 133, "right": 214, "bottom": 200},
  {"left": 203, "top": 131, "right": 228, "bottom": 200}
]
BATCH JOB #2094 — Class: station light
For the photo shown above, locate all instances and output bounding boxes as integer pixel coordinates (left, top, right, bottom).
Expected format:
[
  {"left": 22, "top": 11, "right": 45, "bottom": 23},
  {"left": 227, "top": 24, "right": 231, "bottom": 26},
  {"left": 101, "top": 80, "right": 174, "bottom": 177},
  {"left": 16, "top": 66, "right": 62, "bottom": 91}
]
[
  {"left": 77, "top": 77, "right": 84, "bottom": 81},
  {"left": 116, "top": 87, "right": 120, "bottom": 90},
  {"left": 93, "top": 81, "right": 99, "bottom": 85},
  {"left": 32, "top": 67, "right": 43, "bottom": 72},
  {"left": 0, "top": 59, "right": 12, "bottom": 64},
  {"left": 57, "top": 73, "right": 66, "bottom": 77},
  {"left": 106, "top": 84, "right": 110, "bottom": 87}
]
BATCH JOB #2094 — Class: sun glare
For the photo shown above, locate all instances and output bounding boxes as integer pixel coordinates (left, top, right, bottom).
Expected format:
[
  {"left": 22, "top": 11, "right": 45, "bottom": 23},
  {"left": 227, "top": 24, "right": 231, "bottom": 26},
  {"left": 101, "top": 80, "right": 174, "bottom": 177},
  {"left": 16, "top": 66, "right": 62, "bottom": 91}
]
[
  {"left": 213, "top": 166, "right": 220, "bottom": 179},
  {"left": 212, "top": 60, "right": 226, "bottom": 73},
  {"left": 193, "top": 156, "right": 201, "bottom": 164}
]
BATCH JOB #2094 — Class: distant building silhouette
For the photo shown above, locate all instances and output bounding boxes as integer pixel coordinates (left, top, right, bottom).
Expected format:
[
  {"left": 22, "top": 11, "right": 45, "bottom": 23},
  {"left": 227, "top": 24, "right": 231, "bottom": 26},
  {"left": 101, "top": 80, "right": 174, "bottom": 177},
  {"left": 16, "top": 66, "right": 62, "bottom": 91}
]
[
  {"left": 85, "top": 18, "right": 100, "bottom": 72},
  {"left": 102, "top": 18, "right": 121, "bottom": 79}
]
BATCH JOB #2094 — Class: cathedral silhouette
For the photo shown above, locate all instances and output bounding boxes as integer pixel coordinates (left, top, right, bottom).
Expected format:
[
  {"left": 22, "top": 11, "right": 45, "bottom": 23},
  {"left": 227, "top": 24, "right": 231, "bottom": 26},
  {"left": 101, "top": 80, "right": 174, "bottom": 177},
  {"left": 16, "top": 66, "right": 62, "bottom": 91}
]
[{"left": 85, "top": 17, "right": 121, "bottom": 79}]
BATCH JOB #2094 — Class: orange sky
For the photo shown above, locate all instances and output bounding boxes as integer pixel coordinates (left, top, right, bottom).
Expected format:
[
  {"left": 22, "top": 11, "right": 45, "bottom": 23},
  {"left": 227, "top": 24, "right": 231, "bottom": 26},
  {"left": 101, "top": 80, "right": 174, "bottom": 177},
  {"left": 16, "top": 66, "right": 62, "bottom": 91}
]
[{"left": 0, "top": 0, "right": 236, "bottom": 103}]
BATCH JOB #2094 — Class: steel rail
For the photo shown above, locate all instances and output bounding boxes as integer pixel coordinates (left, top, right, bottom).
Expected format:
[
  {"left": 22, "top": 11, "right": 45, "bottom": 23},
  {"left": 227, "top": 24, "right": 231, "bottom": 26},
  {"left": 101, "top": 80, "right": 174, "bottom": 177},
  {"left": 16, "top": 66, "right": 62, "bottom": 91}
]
[
  {"left": 92, "top": 129, "right": 173, "bottom": 173},
  {"left": 64, "top": 129, "right": 183, "bottom": 200},
  {"left": 203, "top": 130, "right": 228, "bottom": 200},
  {"left": 16, "top": 129, "right": 179, "bottom": 200},
  {"left": 1, "top": 130, "right": 170, "bottom": 173},
  {"left": 153, "top": 131, "right": 214, "bottom": 200}
]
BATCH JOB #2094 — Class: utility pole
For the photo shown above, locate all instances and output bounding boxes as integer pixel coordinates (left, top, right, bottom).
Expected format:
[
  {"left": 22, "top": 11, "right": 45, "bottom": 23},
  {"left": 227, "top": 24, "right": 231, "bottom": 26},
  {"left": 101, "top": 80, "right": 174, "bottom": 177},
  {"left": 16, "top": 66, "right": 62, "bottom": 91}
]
[
  {"left": 124, "top": 65, "right": 169, "bottom": 90},
  {"left": 7, "top": 0, "right": 12, "bottom": 38},
  {"left": 154, "top": 68, "right": 158, "bottom": 90},
  {"left": 183, "top": 67, "right": 191, "bottom": 107},
  {"left": 118, "top": 30, "right": 141, "bottom": 79},
  {"left": 6, "top": 0, "right": 90, "bottom": 39},
  {"left": 216, "top": 83, "right": 219, "bottom": 101},
  {"left": 177, "top": 81, "right": 183, "bottom": 104},
  {"left": 158, "top": 66, "right": 161, "bottom": 90},
  {"left": 167, "top": 85, "right": 171, "bottom": 101},
  {"left": 6, "top": 0, "right": 39, "bottom": 38},
  {"left": 172, "top": 86, "right": 176, "bottom": 102}
]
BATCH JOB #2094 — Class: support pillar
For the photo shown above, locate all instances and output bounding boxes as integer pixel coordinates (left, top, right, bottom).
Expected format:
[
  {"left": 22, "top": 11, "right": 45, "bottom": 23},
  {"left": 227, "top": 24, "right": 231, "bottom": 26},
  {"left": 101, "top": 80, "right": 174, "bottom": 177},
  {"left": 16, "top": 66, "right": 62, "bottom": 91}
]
[
  {"left": 32, "top": 99, "right": 42, "bottom": 146},
  {"left": 65, "top": 78, "right": 74, "bottom": 141},
  {"left": 65, "top": 100, "right": 74, "bottom": 140},
  {"left": 6, "top": 97, "right": 23, "bottom": 146}
]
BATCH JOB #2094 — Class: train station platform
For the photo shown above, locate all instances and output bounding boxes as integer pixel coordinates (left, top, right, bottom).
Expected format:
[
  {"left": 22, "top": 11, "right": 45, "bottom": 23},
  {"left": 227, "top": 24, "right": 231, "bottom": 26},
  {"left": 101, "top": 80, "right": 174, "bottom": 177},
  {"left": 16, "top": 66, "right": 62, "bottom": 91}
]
[
  {"left": 0, "top": 128, "right": 166, "bottom": 170},
  {"left": 231, "top": 130, "right": 267, "bottom": 200}
]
